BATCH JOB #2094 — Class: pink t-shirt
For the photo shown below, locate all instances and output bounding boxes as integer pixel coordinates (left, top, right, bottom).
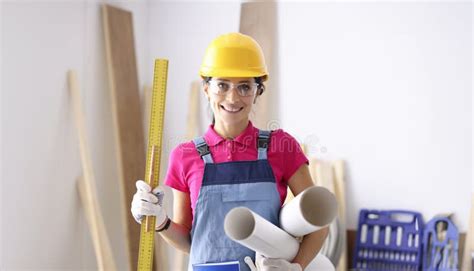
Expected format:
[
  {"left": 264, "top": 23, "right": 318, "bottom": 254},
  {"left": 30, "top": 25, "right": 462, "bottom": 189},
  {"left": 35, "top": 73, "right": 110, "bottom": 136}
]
[{"left": 164, "top": 121, "right": 309, "bottom": 220}]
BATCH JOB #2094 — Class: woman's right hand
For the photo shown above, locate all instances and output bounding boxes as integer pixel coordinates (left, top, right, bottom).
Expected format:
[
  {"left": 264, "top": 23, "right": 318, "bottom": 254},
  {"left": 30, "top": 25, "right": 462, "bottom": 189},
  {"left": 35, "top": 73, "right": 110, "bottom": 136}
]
[{"left": 130, "top": 180, "right": 168, "bottom": 229}]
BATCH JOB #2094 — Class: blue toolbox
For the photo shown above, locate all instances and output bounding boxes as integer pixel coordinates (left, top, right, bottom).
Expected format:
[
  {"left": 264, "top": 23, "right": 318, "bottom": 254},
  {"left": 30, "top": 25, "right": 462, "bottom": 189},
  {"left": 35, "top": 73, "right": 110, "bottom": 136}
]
[
  {"left": 422, "top": 216, "right": 459, "bottom": 271},
  {"left": 353, "top": 209, "right": 424, "bottom": 271}
]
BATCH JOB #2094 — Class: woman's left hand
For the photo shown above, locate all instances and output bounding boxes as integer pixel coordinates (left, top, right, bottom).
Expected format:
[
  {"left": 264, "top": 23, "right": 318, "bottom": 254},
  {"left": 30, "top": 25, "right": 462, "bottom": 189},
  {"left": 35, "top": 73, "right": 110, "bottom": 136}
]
[{"left": 244, "top": 253, "right": 302, "bottom": 271}]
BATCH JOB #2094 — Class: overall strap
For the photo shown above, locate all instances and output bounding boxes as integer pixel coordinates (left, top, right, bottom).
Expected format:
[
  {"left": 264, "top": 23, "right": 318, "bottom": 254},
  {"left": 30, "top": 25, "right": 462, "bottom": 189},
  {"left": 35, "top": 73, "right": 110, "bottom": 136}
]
[
  {"left": 257, "top": 130, "right": 271, "bottom": 160},
  {"left": 192, "top": 137, "right": 214, "bottom": 164}
]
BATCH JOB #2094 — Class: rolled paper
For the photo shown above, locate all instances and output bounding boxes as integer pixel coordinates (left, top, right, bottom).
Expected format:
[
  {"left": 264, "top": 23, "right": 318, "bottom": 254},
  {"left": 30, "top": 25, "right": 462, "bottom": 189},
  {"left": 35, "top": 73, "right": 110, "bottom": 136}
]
[
  {"left": 224, "top": 207, "right": 300, "bottom": 261},
  {"left": 306, "top": 253, "right": 336, "bottom": 271},
  {"left": 224, "top": 186, "right": 339, "bottom": 271},
  {"left": 280, "top": 186, "right": 338, "bottom": 237}
]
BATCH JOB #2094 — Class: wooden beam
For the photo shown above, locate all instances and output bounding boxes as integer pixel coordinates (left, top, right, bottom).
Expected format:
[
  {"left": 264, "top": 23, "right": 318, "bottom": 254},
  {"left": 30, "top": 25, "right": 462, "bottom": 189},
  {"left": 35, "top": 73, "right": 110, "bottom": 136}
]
[
  {"left": 102, "top": 4, "right": 145, "bottom": 269},
  {"left": 347, "top": 229, "right": 357, "bottom": 269},
  {"left": 462, "top": 193, "right": 473, "bottom": 270},
  {"left": 240, "top": 1, "right": 279, "bottom": 130},
  {"left": 185, "top": 81, "right": 202, "bottom": 141},
  {"left": 77, "top": 176, "right": 117, "bottom": 271},
  {"left": 333, "top": 160, "right": 347, "bottom": 271},
  {"left": 68, "top": 70, "right": 117, "bottom": 271}
]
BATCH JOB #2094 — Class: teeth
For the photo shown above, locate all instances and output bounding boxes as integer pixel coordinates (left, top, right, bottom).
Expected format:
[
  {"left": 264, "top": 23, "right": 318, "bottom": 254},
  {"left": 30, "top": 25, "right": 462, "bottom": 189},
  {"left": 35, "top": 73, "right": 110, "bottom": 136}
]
[{"left": 221, "top": 105, "right": 241, "bottom": 112}]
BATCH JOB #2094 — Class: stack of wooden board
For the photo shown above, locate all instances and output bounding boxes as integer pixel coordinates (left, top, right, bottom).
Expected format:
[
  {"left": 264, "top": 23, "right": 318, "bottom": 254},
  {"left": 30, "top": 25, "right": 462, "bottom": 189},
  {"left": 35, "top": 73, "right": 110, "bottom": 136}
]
[{"left": 68, "top": 70, "right": 117, "bottom": 271}]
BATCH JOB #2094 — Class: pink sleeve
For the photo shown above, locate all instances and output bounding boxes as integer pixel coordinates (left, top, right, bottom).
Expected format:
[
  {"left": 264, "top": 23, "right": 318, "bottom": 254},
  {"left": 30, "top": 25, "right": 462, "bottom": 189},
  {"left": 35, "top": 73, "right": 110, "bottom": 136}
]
[
  {"left": 281, "top": 131, "right": 309, "bottom": 182},
  {"left": 164, "top": 145, "right": 189, "bottom": 193}
]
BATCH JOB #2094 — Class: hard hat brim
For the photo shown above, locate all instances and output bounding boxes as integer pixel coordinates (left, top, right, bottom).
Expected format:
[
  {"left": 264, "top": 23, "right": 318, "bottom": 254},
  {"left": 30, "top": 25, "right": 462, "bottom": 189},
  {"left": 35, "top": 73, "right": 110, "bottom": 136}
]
[{"left": 199, "top": 68, "right": 268, "bottom": 81}]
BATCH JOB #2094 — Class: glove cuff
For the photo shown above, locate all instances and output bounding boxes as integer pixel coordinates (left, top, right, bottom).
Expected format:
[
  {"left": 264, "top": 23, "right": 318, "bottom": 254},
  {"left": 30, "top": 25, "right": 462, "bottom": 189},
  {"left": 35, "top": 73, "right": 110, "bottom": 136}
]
[
  {"left": 156, "top": 217, "right": 171, "bottom": 232},
  {"left": 155, "top": 212, "right": 168, "bottom": 230}
]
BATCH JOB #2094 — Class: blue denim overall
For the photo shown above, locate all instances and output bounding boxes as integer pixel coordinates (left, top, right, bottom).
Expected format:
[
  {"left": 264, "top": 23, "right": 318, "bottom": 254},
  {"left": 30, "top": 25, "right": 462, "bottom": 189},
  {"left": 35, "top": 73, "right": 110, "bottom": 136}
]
[{"left": 189, "top": 130, "right": 281, "bottom": 271}]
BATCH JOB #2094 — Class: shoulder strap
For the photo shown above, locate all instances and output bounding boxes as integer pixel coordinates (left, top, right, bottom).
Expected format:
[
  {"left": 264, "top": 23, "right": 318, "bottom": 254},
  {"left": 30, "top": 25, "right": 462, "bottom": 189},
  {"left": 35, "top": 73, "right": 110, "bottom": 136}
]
[
  {"left": 257, "top": 130, "right": 271, "bottom": 160},
  {"left": 192, "top": 137, "right": 214, "bottom": 164}
]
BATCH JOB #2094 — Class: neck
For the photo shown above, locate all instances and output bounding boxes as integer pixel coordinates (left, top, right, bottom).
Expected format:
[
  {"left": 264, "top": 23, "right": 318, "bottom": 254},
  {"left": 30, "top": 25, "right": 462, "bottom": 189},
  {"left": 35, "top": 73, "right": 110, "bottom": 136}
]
[{"left": 213, "top": 119, "right": 249, "bottom": 139}]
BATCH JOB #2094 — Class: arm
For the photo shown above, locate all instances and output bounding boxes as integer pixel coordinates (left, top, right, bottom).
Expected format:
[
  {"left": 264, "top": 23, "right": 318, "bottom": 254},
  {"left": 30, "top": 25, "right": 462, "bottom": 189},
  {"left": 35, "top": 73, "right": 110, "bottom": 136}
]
[
  {"left": 157, "top": 189, "right": 193, "bottom": 254},
  {"left": 288, "top": 164, "right": 329, "bottom": 269}
]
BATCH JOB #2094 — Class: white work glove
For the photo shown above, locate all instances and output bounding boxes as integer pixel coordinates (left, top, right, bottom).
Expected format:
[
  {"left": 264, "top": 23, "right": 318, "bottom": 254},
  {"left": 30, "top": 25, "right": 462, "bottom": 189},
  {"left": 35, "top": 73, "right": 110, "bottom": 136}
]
[
  {"left": 130, "top": 180, "right": 167, "bottom": 230},
  {"left": 244, "top": 253, "right": 302, "bottom": 271}
]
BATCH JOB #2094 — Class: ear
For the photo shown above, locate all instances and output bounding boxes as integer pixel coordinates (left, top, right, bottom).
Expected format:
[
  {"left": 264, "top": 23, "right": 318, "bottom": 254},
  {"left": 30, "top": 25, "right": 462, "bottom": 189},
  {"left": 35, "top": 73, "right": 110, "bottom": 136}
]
[
  {"left": 253, "top": 87, "right": 264, "bottom": 104},
  {"left": 203, "top": 82, "right": 210, "bottom": 101}
]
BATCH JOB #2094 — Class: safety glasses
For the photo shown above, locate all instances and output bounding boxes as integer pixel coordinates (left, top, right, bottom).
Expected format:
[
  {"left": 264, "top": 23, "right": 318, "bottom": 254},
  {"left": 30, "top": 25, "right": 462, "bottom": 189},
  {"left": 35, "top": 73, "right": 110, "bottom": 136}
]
[{"left": 208, "top": 80, "right": 258, "bottom": 97}]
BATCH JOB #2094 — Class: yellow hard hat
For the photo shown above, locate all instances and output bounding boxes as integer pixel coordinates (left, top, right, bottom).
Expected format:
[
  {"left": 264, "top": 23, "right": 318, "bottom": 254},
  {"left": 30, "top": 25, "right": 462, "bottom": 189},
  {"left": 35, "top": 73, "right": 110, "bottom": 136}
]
[{"left": 199, "top": 32, "right": 268, "bottom": 81}]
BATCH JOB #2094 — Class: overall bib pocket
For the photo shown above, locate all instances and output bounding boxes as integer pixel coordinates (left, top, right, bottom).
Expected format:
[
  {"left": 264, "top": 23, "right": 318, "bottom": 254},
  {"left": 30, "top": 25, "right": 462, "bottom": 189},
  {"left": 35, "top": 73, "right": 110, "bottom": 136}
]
[{"left": 209, "top": 189, "right": 273, "bottom": 249}]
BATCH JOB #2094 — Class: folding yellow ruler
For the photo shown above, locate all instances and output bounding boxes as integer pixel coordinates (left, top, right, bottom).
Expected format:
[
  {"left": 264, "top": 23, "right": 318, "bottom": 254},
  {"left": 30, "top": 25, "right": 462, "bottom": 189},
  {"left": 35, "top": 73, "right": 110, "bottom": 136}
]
[{"left": 137, "top": 59, "right": 168, "bottom": 271}]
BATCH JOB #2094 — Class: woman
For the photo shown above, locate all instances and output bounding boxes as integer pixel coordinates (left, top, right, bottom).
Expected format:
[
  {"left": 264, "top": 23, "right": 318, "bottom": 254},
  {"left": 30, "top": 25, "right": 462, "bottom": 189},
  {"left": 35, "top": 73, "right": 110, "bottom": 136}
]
[{"left": 131, "top": 33, "right": 329, "bottom": 271}]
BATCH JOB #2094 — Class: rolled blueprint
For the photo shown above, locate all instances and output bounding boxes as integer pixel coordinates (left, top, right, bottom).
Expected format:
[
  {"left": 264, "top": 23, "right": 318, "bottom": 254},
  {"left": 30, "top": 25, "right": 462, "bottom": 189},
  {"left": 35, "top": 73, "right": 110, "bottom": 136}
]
[
  {"left": 306, "top": 253, "right": 336, "bottom": 271},
  {"left": 224, "top": 207, "right": 300, "bottom": 261},
  {"left": 280, "top": 186, "right": 338, "bottom": 237},
  {"left": 224, "top": 207, "right": 336, "bottom": 271}
]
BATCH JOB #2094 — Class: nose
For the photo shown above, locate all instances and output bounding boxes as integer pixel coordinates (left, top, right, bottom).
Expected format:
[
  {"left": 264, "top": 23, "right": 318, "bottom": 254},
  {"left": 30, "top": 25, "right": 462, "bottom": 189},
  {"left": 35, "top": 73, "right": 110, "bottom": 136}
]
[{"left": 225, "top": 87, "right": 240, "bottom": 102}]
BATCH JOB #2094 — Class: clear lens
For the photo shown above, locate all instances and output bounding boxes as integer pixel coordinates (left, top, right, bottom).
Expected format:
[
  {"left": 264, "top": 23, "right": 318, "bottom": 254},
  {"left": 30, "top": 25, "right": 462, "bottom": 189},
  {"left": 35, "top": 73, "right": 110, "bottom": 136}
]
[{"left": 209, "top": 80, "right": 257, "bottom": 97}]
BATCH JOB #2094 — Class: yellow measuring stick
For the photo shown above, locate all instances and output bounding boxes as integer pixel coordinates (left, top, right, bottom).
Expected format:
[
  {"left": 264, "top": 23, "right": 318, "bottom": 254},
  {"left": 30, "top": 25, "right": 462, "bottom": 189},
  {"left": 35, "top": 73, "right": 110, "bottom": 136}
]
[{"left": 137, "top": 59, "right": 168, "bottom": 271}]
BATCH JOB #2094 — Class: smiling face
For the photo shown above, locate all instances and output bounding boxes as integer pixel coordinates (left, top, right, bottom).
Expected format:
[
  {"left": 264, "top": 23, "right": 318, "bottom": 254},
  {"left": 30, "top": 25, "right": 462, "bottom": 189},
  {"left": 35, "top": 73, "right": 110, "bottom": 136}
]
[{"left": 204, "top": 77, "right": 258, "bottom": 127}]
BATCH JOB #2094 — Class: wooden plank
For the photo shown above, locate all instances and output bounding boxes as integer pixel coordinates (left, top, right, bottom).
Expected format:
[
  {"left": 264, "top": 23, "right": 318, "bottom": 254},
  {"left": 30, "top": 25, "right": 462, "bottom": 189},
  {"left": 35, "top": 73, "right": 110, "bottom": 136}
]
[
  {"left": 68, "top": 70, "right": 117, "bottom": 271},
  {"left": 333, "top": 160, "right": 347, "bottom": 271},
  {"left": 102, "top": 4, "right": 145, "bottom": 269},
  {"left": 185, "top": 81, "right": 202, "bottom": 141},
  {"left": 316, "top": 160, "right": 336, "bottom": 194},
  {"left": 462, "top": 193, "right": 473, "bottom": 270},
  {"left": 77, "top": 176, "right": 117, "bottom": 271},
  {"left": 240, "top": 1, "right": 279, "bottom": 130},
  {"left": 347, "top": 229, "right": 357, "bottom": 269}
]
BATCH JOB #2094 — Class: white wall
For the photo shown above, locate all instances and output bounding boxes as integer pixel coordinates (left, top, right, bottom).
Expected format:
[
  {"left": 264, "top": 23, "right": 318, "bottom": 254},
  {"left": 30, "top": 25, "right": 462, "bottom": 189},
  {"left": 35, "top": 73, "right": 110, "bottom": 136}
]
[
  {"left": 1, "top": 1, "right": 472, "bottom": 270},
  {"left": 278, "top": 2, "right": 472, "bottom": 230},
  {"left": 1, "top": 0, "right": 151, "bottom": 269}
]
